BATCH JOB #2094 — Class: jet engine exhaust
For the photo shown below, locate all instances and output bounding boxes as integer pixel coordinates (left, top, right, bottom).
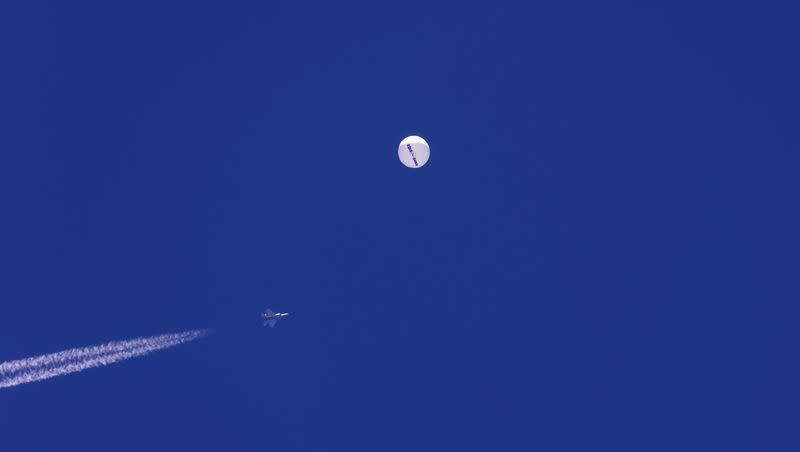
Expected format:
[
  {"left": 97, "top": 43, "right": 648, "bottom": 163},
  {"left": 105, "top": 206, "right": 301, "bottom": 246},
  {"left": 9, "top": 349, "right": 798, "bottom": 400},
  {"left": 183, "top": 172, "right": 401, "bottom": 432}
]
[{"left": 0, "top": 329, "right": 210, "bottom": 390}]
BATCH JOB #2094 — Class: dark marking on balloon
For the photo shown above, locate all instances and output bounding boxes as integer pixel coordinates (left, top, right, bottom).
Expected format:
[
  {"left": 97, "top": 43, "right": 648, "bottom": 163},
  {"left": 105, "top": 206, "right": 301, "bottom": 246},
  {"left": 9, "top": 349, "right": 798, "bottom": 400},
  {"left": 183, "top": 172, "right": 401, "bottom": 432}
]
[{"left": 406, "top": 144, "right": 419, "bottom": 166}]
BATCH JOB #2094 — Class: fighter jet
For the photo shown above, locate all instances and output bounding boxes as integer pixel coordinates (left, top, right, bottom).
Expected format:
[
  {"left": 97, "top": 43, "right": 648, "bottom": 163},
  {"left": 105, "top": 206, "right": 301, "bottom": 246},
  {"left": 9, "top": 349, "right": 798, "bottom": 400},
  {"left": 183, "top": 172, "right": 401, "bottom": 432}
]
[{"left": 262, "top": 308, "right": 289, "bottom": 328}]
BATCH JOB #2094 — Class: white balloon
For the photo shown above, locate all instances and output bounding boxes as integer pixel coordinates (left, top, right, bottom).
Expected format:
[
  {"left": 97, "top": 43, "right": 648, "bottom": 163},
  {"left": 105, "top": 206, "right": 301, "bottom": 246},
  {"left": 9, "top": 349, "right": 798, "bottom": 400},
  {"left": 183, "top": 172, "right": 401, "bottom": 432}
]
[{"left": 398, "top": 136, "right": 430, "bottom": 168}]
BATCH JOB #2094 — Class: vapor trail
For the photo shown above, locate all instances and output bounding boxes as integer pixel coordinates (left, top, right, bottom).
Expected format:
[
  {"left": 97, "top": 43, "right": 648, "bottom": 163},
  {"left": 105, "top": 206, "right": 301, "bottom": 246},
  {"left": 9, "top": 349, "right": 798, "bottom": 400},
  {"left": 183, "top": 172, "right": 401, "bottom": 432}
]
[
  {"left": 0, "top": 332, "right": 198, "bottom": 375},
  {"left": 0, "top": 329, "right": 210, "bottom": 389}
]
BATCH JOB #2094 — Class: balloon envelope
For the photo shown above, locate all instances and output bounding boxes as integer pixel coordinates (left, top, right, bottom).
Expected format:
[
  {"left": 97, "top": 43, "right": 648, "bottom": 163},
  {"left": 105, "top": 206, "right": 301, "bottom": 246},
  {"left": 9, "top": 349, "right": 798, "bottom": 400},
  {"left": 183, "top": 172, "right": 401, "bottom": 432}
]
[{"left": 398, "top": 136, "right": 430, "bottom": 168}]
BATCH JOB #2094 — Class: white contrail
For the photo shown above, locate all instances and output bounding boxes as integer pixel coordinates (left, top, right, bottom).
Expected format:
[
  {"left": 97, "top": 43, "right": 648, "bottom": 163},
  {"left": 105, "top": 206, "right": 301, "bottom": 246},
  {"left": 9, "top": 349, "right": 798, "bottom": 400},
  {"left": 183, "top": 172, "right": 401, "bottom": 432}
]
[
  {"left": 0, "top": 329, "right": 210, "bottom": 389},
  {"left": 0, "top": 335, "right": 199, "bottom": 388},
  {"left": 0, "top": 332, "right": 200, "bottom": 379},
  {"left": 0, "top": 332, "right": 199, "bottom": 375}
]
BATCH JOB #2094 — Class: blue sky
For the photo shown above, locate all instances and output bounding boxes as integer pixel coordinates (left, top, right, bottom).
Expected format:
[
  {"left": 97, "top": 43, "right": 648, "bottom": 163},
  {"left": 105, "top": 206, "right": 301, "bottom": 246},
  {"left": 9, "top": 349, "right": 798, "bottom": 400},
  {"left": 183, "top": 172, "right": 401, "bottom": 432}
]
[{"left": 4, "top": 1, "right": 799, "bottom": 450}]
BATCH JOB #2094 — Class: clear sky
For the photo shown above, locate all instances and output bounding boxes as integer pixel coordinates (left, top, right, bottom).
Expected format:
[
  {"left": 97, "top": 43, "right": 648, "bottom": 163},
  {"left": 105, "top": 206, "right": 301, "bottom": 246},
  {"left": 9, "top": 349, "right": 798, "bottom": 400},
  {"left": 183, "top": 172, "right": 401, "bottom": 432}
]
[{"left": 4, "top": 1, "right": 799, "bottom": 450}]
